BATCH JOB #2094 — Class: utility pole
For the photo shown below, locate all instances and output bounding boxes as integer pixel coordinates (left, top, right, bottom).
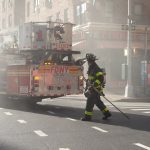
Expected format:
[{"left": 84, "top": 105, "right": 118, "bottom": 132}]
[
  {"left": 144, "top": 26, "right": 148, "bottom": 95},
  {"left": 125, "top": 0, "right": 135, "bottom": 97}
]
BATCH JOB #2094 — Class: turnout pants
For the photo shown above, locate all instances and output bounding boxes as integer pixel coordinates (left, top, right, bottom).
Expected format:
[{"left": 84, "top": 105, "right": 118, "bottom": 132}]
[{"left": 84, "top": 91, "right": 110, "bottom": 118}]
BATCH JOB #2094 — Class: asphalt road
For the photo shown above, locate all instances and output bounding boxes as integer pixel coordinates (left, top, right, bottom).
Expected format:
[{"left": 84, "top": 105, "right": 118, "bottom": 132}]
[{"left": 0, "top": 95, "right": 150, "bottom": 150}]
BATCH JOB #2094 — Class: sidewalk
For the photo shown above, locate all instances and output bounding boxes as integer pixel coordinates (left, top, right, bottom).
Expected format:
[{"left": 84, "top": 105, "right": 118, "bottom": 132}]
[
  {"left": 64, "top": 93, "right": 124, "bottom": 101},
  {"left": 65, "top": 93, "right": 150, "bottom": 103},
  {"left": 105, "top": 92, "right": 150, "bottom": 103},
  {"left": 105, "top": 88, "right": 150, "bottom": 102}
]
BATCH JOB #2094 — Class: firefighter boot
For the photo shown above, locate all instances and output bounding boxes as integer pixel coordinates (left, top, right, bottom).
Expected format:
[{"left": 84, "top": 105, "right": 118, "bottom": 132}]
[
  {"left": 102, "top": 111, "right": 112, "bottom": 120},
  {"left": 81, "top": 115, "right": 92, "bottom": 121}
]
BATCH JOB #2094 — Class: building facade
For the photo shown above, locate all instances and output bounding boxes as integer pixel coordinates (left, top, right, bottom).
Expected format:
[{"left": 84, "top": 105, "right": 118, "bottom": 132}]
[
  {"left": 0, "top": 0, "right": 25, "bottom": 48},
  {"left": 1, "top": 0, "right": 150, "bottom": 95},
  {"left": 25, "top": 0, "right": 74, "bottom": 23},
  {"left": 0, "top": 0, "right": 25, "bottom": 32},
  {"left": 73, "top": 0, "right": 150, "bottom": 96}
]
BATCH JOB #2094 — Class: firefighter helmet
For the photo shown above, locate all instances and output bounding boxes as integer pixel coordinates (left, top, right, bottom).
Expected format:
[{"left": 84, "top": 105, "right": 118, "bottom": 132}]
[{"left": 86, "top": 53, "right": 97, "bottom": 61}]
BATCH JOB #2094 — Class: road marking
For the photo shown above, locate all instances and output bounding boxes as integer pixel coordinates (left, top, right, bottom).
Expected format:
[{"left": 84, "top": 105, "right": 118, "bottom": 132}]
[
  {"left": 47, "top": 111, "right": 56, "bottom": 115},
  {"left": 0, "top": 108, "right": 3, "bottom": 109},
  {"left": 121, "top": 106, "right": 148, "bottom": 109},
  {"left": 17, "top": 120, "right": 27, "bottom": 124},
  {"left": 131, "top": 109, "right": 150, "bottom": 111},
  {"left": 92, "top": 126, "right": 108, "bottom": 133},
  {"left": 4, "top": 112, "right": 13, "bottom": 115},
  {"left": 59, "top": 148, "right": 70, "bottom": 150},
  {"left": 66, "top": 118, "right": 77, "bottom": 121},
  {"left": 143, "top": 111, "right": 150, "bottom": 114},
  {"left": 34, "top": 130, "right": 48, "bottom": 137},
  {"left": 55, "top": 106, "right": 60, "bottom": 109},
  {"left": 133, "top": 143, "right": 150, "bottom": 150}
]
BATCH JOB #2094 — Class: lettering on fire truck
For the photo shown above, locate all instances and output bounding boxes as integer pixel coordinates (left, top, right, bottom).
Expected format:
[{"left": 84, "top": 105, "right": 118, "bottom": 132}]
[
  {"left": 39, "top": 66, "right": 69, "bottom": 74},
  {"left": 54, "top": 43, "right": 71, "bottom": 50},
  {"left": 50, "top": 66, "right": 68, "bottom": 73}
]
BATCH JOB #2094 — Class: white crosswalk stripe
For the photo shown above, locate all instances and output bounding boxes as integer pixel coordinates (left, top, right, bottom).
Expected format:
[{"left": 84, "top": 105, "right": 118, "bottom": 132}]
[
  {"left": 17, "top": 120, "right": 27, "bottom": 124},
  {"left": 109, "top": 103, "right": 150, "bottom": 114},
  {"left": 133, "top": 143, "right": 150, "bottom": 150},
  {"left": 131, "top": 108, "right": 150, "bottom": 111},
  {"left": 34, "top": 130, "right": 48, "bottom": 137},
  {"left": 143, "top": 111, "right": 150, "bottom": 114},
  {"left": 66, "top": 118, "right": 77, "bottom": 121},
  {"left": 129, "top": 107, "right": 150, "bottom": 114},
  {"left": 47, "top": 111, "right": 56, "bottom": 115},
  {"left": 92, "top": 126, "right": 108, "bottom": 133},
  {"left": 4, "top": 112, "right": 13, "bottom": 115}
]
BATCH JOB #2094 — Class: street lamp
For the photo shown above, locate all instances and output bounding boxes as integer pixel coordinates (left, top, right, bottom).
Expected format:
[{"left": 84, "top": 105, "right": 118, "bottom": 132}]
[{"left": 125, "top": 0, "right": 135, "bottom": 97}]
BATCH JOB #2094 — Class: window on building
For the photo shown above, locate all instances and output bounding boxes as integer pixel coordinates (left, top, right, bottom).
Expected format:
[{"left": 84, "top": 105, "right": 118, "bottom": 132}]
[
  {"left": 35, "top": 0, "right": 39, "bottom": 6},
  {"left": 34, "top": 0, "right": 40, "bottom": 12},
  {"left": 8, "top": 0, "right": 12, "bottom": 8},
  {"left": 2, "top": 18, "right": 6, "bottom": 29},
  {"left": 81, "top": 3, "right": 86, "bottom": 14},
  {"left": 48, "top": 0, "right": 52, "bottom": 4},
  {"left": 105, "top": 0, "right": 113, "bottom": 17},
  {"left": 56, "top": 12, "right": 60, "bottom": 20},
  {"left": 2, "top": 0, "right": 6, "bottom": 12},
  {"left": 45, "top": 0, "right": 53, "bottom": 8},
  {"left": 76, "top": 5, "right": 80, "bottom": 17},
  {"left": 134, "top": 3, "right": 143, "bottom": 16},
  {"left": 76, "top": 3, "right": 87, "bottom": 25},
  {"left": 8, "top": 15, "right": 12, "bottom": 27},
  {"left": 76, "top": 5, "right": 80, "bottom": 24},
  {"left": 27, "top": 2, "right": 30, "bottom": 17},
  {"left": 64, "top": 8, "right": 68, "bottom": 22},
  {"left": 81, "top": 3, "right": 87, "bottom": 24}
]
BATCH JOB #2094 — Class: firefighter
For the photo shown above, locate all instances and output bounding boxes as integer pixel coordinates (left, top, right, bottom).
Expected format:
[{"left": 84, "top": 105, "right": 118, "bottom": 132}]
[{"left": 81, "top": 53, "right": 112, "bottom": 121}]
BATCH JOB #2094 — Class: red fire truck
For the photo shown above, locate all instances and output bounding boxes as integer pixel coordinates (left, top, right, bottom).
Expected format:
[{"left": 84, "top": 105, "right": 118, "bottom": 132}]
[{"left": 0, "top": 21, "right": 84, "bottom": 103}]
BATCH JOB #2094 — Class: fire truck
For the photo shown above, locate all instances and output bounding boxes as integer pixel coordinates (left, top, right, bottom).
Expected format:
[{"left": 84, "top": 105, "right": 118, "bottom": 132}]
[{"left": 0, "top": 21, "right": 84, "bottom": 103}]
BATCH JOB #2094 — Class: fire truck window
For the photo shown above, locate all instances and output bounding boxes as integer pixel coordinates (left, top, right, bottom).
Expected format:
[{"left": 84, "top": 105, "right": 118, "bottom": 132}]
[
  {"left": 62, "top": 55, "right": 69, "bottom": 61},
  {"left": 50, "top": 54, "right": 75, "bottom": 65},
  {"left": 61, "top": 54, "right": 72, "bottom": 64},
  {"left": 51, "top": 54, "right": 60, "bottom": 63}
]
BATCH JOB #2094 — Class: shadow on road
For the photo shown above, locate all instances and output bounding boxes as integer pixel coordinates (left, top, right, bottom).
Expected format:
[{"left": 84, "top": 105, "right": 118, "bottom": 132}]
[{"left": 0, "top": 96, "right": 150, "bottom": 133}]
